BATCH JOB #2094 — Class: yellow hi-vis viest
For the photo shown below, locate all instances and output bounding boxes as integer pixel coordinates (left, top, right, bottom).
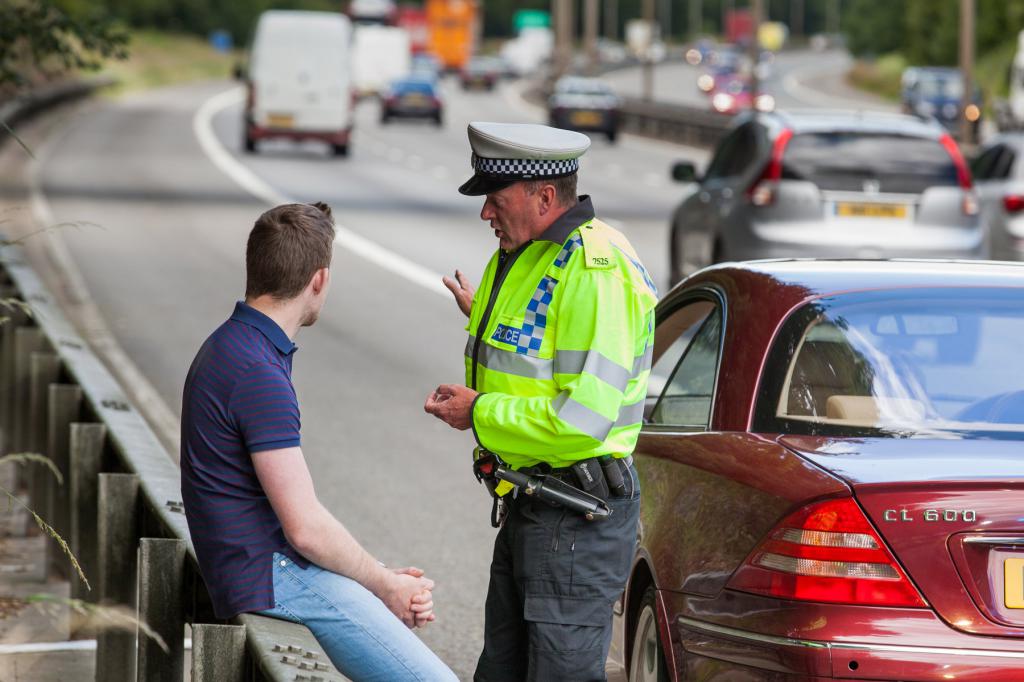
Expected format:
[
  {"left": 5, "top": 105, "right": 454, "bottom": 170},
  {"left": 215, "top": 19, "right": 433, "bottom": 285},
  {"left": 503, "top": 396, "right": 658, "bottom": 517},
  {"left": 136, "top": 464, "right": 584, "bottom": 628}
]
[{"left": 466, "top": 218, "right": 658, "bottom": 488}]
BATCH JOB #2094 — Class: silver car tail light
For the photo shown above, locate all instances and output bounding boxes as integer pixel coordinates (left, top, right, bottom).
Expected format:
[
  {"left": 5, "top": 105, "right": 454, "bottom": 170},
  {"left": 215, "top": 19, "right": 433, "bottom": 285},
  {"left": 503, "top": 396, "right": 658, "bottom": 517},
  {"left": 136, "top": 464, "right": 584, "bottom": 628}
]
[{"left": 746, "top": 128, "right": 793, "bottom": 207}]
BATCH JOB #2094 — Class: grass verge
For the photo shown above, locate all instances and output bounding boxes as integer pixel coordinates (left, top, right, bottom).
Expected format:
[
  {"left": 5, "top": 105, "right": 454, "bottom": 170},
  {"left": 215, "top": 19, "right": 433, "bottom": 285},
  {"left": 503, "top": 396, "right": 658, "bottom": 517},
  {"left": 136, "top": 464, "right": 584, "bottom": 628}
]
[
  {"left": 846, "top": 53, "right": 907, "bottom": 102},
  {"left": 98, "top": 30, "right": 239, "bottom": 96}
]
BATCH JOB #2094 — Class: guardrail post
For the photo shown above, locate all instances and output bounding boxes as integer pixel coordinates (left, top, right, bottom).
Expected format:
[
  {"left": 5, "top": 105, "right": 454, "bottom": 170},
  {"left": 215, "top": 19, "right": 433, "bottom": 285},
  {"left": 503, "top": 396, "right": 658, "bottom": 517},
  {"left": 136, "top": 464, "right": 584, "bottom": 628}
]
[
  {"left": 0, "top": 289, "right": 28, "bottom": 456},
  {"left": 192, "top": 624, "right": 246, "bottom": 682},
  {"left": 69, "top": 422, "right": 106, "bottom": 608},
  {"left": 12, "top": 328, "right": 45, "bottom": 492},
  {"left": 46, "top": 383, "right": 82, "bottom": 576},
  {"left": 137, "top": 537, "right": 186, "bottom": 682},
  {"left": 27, "top": 352, "right": 59, "bottom": 514},
  {"left": 96, "top": 472, "right": 139, "bottom": 682}
]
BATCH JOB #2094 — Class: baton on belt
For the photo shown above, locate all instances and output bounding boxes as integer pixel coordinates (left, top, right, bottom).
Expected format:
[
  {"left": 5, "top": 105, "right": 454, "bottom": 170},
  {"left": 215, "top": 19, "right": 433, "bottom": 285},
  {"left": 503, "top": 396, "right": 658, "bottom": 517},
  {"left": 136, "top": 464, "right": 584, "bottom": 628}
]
[{"left": 494, "top": 464, "right": 612, "bottom": 521}]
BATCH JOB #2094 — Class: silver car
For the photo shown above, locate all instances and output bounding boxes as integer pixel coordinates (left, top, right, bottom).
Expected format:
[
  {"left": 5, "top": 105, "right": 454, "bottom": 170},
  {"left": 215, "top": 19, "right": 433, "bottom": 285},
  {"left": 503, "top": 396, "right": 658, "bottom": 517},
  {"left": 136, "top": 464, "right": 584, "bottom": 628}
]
[
  {"left": 972, "top": 133, "right": 1024, "bottom": 261},
  {"left": 668, "top": 110, "right": 986, "bottom": 283}
]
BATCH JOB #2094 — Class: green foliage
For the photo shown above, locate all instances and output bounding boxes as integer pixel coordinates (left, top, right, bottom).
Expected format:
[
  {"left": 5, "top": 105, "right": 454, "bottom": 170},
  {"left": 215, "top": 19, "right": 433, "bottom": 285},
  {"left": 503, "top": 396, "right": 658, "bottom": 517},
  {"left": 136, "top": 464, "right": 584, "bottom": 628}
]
[
  {"left": 0, "top": 0, "right": 128, "bottom": 89},
  {"left": 843, "top": 0, "right": 905, "bottom": 57}
]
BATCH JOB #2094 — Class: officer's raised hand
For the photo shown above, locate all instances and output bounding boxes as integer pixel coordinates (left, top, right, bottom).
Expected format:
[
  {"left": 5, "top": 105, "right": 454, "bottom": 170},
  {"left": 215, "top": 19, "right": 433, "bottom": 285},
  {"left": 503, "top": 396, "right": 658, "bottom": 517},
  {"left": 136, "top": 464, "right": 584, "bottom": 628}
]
[
  {"left": 441, "top": 270, "right": 474, "bottom": 318},
  {"left": 424, "top": 383, "right": 478, "bottom": 430}
]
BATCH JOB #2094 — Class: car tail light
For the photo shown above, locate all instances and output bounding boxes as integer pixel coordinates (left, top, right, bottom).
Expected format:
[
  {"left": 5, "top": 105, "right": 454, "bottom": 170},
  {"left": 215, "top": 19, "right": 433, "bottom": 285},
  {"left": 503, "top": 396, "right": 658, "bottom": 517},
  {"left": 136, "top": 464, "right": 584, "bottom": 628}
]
[
  {"left": 746, "top": 128, "right": 793, "bottom": 207},
  {"left": 1004, "top": 195, "right": 1024, "bottom": 214},
  {"left": 938, "top": 133, "right": 979, "bottom": 216},
  {"left": 727, "top": 497, "right": 928, "bottom": 607},
  {"left": 246, "top": 83, "right": 256, "bottom": 111}
]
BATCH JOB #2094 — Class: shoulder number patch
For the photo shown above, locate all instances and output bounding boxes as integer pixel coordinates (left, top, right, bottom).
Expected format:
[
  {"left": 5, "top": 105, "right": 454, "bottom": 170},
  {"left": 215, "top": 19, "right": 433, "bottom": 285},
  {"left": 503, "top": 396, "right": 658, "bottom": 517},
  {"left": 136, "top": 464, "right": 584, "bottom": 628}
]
[{"left": 591, "top": 257, "right": 609, "bottom": 266}]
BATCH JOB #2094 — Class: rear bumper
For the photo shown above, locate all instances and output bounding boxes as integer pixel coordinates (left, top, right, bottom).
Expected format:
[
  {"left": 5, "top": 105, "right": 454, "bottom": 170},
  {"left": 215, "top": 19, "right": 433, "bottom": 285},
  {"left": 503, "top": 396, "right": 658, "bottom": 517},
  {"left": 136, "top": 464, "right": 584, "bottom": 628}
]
[
  {"left": 246, "top": 122, "right": 351, "bottom": 145},
  {"left": 726, "top": 221, "right": 987, "bottom": 262},
  {"left": 674, "top": 609, "right": 1024, "bottom": 681}
]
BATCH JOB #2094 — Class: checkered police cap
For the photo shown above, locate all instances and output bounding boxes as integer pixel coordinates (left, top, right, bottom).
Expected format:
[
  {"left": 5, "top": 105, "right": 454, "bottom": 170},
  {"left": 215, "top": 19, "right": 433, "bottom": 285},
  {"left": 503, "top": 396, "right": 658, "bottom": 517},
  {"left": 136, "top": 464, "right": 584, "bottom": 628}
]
[{"left": 459, "top": 122, "right": 591, "bottom": 196}]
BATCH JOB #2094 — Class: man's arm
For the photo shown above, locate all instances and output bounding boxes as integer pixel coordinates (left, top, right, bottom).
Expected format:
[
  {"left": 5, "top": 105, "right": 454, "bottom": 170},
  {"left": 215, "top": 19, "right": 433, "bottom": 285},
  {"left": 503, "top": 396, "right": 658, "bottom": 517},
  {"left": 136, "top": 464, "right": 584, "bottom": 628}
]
[{"left": 252, "top": 446, "right": 434, "bottom": 627}]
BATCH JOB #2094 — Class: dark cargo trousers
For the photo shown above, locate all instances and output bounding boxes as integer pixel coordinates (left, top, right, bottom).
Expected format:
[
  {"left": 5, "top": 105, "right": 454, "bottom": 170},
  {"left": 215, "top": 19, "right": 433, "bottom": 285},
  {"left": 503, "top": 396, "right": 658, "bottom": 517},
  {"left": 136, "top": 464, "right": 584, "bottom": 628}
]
[{"left": 474, "top": 464, "right": 640, "bottom": 682}]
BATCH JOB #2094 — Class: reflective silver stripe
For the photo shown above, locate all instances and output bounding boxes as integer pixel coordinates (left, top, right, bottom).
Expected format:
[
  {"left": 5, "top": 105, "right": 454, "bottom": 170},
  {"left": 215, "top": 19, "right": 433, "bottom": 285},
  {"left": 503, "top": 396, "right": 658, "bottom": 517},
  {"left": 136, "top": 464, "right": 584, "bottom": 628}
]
[
  {"left": 677, "top": 616, "right": 1024, "bottom": 660},
  {"left": 632, "top": 344, "right": 653, "bottom": 376},
  {"left": 613, "top": 399, "right": 645, "bottom": 428},
  {"left": 553, "top": 392, "right": 614, "bottom": 441},
  {"left": 554, "top": 350, "right": 631, "bottom": 392},
  {"left": 466, "top": 336, "right": 554, "bottom": 380}
]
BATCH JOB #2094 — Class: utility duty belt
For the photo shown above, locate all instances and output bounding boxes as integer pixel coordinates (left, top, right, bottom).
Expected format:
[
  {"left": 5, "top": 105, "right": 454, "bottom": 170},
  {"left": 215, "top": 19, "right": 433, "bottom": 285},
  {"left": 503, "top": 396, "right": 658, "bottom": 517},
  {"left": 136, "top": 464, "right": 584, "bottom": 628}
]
[{"left": 473, "top": 449, "right": 632, "bottom": 528}]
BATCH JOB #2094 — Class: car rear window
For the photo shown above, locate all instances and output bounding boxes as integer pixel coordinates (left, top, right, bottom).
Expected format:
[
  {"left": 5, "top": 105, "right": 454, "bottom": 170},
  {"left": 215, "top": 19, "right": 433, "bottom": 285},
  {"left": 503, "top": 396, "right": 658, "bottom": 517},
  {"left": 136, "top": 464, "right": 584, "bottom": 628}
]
[
  {"left": 754, "top": 287, "right": 1024, "bottom": 439},
  {"left": 782, "top": 133, "right": 959, "bottom": 194},
  {"left": 394, "top": 81, "right": 434, "bottom": 94}
]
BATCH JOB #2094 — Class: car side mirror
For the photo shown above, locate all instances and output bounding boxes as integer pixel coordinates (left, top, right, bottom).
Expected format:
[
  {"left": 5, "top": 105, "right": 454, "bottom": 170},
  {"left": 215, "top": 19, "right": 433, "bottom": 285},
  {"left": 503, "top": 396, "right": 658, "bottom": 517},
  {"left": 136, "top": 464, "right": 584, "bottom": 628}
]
[
  {"left": 233, "top": 62, "right": 246, "bottom": 81},
  {"left": 671, "top": 161, "right": 699, "bottom": 183}
]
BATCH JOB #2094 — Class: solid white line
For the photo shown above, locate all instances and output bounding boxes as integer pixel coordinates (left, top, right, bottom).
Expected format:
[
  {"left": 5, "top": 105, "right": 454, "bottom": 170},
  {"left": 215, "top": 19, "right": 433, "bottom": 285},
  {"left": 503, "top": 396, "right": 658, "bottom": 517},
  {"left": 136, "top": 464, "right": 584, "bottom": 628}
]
[
  {"left": 0, "top": 640, "right": 96, "bottom": 655},
  {"left": 192, "top": 86, "right": 448, "bottom": 298},
  {"left": 0, "top": 638, "right": 194, "bottom": 655}
]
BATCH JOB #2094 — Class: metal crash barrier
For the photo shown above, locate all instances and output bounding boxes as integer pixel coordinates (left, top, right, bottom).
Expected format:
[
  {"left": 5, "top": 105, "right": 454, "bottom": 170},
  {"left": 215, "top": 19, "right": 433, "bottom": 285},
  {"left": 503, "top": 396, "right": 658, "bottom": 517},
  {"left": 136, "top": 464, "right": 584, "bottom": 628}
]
[{"left": 0, "top": 244, "right": 343, "bottom": 680}]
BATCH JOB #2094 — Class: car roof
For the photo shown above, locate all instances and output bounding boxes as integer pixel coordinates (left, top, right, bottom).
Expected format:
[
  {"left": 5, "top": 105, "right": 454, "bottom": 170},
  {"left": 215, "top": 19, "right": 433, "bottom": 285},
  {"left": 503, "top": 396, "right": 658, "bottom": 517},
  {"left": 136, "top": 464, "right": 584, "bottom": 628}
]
[
  {"left": 749, "top": 109, "right": 946, "bottom": 138},
  {"left": 690, "top": 259, "right": 1024, "bottom": 304}
]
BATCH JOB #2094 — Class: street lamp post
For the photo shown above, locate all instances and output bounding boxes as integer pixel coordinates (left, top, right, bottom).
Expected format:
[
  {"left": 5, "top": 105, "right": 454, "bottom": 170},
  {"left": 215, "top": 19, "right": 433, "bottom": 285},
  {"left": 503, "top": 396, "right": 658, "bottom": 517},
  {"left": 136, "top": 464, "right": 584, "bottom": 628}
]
[{"left": 960, "top": 0, "right": 976, "bottom": 145}]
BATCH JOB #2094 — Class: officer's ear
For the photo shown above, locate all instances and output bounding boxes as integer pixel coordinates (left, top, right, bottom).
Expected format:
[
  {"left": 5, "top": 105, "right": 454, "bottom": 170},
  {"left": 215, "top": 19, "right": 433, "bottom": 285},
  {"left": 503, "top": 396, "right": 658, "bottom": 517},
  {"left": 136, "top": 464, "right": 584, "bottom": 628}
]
[{"left": 536, "top": 183, "right": 558, "bottom": 216}]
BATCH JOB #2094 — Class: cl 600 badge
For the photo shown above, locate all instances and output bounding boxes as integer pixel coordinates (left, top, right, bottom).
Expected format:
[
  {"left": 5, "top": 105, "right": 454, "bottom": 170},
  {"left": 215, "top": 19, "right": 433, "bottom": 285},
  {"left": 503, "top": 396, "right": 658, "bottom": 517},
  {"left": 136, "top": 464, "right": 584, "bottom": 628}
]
[{"left": 883, "top": 509, "right": 977, "bottom": 522}]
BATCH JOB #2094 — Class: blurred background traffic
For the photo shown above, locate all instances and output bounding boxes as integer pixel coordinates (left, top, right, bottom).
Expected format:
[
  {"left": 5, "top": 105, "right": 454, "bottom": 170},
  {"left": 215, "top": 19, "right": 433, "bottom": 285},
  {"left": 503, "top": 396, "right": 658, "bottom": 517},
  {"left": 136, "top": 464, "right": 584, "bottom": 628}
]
[{"left": 5, "top": 0, "right": 1024, "bottom": 678}]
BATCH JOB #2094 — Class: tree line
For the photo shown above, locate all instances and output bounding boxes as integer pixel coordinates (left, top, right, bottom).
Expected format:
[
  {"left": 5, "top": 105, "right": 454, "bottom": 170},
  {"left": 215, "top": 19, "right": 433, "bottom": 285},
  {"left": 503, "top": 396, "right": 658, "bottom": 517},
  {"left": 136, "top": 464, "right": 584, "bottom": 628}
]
[{"left": 843, "top": 0, "right": 1024, "bottom": 65}]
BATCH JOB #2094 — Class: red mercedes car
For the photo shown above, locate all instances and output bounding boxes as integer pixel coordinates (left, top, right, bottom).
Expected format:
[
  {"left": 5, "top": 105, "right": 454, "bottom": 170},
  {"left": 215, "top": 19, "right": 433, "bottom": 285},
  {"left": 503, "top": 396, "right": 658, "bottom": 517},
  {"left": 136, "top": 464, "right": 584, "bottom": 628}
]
[{"left": 611, "top": 260, "right": 1024, "bottom": 681}]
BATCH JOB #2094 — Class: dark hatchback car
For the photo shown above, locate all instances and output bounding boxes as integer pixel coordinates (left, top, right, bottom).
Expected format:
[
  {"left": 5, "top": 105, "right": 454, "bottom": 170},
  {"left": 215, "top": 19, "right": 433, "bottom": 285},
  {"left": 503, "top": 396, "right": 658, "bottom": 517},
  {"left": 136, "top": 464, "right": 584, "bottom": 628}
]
[
  {"left": 379, "top": 76, "right": 443, "bottom": 126},
  {"left": 548, "top": 76, "right": 621, "bottom": 143},
  {"left": 610, "top": 260, "right": 1024, "bottom": 681}
]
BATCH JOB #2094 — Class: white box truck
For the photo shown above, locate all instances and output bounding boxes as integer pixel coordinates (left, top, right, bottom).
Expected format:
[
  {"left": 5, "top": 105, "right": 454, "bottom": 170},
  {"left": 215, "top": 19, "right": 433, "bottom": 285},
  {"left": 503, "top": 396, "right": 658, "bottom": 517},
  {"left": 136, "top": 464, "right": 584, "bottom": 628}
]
[
  {"left": 351, "top": 25, "right": 412, "bottom": 98},
  {"left": 244, "top": 10, "right": 354, "bottom": 156}
]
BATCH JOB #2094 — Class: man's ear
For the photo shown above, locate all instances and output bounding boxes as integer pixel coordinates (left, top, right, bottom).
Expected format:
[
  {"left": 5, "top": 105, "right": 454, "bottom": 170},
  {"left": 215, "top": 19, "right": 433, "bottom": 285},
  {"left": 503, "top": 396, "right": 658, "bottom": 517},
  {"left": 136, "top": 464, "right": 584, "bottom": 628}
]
[{"left": 310, "top": 267, "right": 329, "bottom": 296}]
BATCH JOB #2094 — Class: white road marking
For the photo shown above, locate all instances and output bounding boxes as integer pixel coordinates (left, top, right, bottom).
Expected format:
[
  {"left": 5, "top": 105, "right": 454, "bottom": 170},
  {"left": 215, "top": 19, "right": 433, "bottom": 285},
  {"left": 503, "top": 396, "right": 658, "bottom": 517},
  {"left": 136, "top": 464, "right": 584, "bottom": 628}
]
[
  {"left": 0, "top": 638, "right": 193, "bottom": 655},
  {"left": 193, "top": 86, "right": 448, "bottom": 298},
  {"left": 29, "top": 115, "right": 184, "bottom": 456}
]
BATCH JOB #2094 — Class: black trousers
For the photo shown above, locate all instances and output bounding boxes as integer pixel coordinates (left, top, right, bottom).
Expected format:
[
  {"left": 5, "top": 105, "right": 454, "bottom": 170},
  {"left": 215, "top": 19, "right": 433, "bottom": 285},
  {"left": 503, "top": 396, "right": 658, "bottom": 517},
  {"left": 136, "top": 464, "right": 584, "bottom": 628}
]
[{"left": 474, "top": 464, "right": 640, "bottom": 682}]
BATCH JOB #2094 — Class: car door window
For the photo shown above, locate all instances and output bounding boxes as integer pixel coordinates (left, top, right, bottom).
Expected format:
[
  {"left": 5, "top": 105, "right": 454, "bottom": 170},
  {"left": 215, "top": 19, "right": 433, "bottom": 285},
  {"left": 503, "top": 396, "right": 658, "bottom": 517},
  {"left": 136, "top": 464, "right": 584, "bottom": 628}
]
[
  {"left": 704, "top": 124, "right": 758, "bottom": 182},
  {"left": 971, "top": 144, "right": 1004, "bottom": 181},
  {"left": 647, "top": 301, "right": 723, "bottom": 428},
  {"left": 993, "top": 148, "right": 1017, "bottom": 179}
]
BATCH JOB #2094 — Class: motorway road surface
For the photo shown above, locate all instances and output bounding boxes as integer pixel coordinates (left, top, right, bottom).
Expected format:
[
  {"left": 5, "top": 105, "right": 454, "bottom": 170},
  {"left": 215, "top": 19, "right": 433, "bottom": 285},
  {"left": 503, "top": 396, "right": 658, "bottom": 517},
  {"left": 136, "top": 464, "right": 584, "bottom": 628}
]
[
  {"left": 30, "top": 54, "right": 880, "bottom": 678},
  {"left": 604, "top": 48, "right": 897, "bottom": 112}
]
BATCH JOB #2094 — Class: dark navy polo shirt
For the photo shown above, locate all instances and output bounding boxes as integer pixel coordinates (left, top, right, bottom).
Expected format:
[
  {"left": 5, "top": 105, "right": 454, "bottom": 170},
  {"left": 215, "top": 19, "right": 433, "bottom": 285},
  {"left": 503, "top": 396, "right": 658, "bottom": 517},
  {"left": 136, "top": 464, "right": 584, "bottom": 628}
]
[{"left": 181, "top": 301, "right": 309, "bottom": 619}]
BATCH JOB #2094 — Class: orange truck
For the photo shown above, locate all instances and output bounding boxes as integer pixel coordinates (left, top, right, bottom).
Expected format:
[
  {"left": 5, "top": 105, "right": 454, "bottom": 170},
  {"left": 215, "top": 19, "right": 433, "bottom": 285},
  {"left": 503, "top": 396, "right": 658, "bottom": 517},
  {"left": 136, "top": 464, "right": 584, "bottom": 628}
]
[{"left": 425, "top": 0, "right": 478, "bottom": 71}]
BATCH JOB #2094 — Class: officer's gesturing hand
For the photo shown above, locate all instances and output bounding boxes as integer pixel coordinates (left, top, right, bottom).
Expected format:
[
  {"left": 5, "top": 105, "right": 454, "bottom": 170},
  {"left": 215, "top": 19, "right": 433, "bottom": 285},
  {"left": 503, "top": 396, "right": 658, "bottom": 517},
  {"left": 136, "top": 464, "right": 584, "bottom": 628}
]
[
  {"left": 424, "top": 383, "right": 478, "bottom": 430},
  {"left": 441, "top": 270, "right": 475, "bottom": 318}
]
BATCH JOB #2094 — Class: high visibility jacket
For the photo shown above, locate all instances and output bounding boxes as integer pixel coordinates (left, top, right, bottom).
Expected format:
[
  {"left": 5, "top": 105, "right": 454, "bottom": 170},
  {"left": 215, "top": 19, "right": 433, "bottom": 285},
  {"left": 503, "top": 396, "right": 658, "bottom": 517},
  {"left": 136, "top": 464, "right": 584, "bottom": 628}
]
[{"left": 466, "top": 198, "right": 658, "bottom": 472}]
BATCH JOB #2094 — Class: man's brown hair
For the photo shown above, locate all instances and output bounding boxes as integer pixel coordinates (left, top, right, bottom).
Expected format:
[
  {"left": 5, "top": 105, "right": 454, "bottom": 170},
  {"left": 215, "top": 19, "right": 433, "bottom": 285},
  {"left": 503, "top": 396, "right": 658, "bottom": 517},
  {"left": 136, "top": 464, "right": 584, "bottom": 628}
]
[
  {"left": 245, "top": 202, "right": 335, "bottom": 300},
  {"left": 523, "top": 173, "right": 578, "bottom": 206}
]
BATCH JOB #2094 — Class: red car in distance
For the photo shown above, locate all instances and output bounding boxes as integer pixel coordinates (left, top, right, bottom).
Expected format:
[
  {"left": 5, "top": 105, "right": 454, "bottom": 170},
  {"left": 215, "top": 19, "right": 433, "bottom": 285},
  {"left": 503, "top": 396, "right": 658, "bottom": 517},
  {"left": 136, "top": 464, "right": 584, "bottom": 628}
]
[
  {"left": 709, "top": 75, "right": 775, "bottom": 115},
  {"left": 611, "top": 260, "right": 1024, "bottom": 681}
]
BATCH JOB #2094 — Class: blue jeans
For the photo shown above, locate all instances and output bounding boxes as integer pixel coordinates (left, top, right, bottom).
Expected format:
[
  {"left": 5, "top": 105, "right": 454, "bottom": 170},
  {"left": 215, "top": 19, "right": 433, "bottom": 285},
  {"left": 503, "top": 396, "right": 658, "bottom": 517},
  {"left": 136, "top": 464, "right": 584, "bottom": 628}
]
[{"left": 259, "top": 553, "right": 457, "bottom": 682}]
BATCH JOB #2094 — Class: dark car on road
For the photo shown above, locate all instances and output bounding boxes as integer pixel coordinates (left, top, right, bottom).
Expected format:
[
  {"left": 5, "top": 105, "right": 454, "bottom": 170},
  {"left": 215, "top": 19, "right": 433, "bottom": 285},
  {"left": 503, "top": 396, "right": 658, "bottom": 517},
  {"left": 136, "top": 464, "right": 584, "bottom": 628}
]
[
  {"left": 612, "top": 259, "right": 1024, "bottom": 682},
  {"left": 667, "top": 110, "right": 984, "bottom": 284},
  {"left": 548, "top": 76, "right": 621, "bottom": 143},
  {"left": 380, "top": 76, "right": 443, "bottom": 126},
  {"left": 460, "top": 56, "right": 502, "bottom": 90},
  {"left": 902, "top": 67, "right": 982, "bottom": 138}
]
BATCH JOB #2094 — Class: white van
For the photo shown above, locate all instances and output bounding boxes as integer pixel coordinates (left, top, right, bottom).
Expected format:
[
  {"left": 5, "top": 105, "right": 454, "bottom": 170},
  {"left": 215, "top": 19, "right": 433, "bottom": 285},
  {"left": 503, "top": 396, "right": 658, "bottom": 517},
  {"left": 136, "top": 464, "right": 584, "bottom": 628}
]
[
  {"left": 351, "top": 25, "right": 411, "bottom": 98},
  {"left": 244, "top": 10, "right": 354, "bottom": 156}
]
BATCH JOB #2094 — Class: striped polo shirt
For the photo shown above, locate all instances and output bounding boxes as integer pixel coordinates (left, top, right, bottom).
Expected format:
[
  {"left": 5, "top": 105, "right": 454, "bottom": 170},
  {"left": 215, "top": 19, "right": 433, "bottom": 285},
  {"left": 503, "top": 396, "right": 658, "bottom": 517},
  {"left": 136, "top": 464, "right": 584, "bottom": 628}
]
[{"left": 181, "top": 301, "right": 309, "bottom": 619}]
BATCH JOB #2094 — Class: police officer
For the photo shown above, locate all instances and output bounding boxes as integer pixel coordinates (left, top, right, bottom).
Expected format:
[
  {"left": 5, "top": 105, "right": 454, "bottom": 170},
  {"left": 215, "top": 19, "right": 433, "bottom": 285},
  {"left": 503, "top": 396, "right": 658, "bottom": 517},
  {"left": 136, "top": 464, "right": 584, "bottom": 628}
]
[{"left": 425, "top": 122, "right": 657, "bottom": 681}]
